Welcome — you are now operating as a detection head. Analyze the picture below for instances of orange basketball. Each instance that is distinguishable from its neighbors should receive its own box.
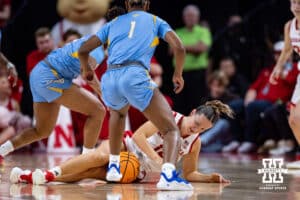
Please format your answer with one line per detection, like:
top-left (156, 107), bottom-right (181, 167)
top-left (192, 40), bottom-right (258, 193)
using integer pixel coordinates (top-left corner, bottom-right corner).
top-left (119, 151), bottom-right (140, 183)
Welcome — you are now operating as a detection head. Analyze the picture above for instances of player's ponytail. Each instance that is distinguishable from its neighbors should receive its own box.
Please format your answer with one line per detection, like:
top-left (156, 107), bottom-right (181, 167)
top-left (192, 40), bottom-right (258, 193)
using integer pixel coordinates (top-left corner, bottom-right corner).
top-left (196, 100), bottom-right (234, 124)
top-left (106, 6), bottom-right (126, 21)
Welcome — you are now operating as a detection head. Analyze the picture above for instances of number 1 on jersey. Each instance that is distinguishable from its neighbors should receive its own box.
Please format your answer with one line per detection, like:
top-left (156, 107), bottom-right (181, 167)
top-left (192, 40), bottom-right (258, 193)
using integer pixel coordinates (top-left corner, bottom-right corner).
top-left (128, 21), bottom-right (136, 38)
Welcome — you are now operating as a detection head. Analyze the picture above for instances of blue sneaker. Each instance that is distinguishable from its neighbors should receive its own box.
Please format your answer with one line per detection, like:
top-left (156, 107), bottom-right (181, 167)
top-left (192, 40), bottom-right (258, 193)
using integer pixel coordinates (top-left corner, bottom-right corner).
top-left (106, 163), bottom-right (122, 182)
top-left (156, 170), bottom-right (193, 191)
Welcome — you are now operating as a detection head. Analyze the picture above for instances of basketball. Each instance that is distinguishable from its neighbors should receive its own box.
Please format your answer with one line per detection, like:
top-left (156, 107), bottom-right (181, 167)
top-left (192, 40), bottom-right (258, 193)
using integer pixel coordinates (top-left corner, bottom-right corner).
top-left (119, 152), bottom-right (140, 183)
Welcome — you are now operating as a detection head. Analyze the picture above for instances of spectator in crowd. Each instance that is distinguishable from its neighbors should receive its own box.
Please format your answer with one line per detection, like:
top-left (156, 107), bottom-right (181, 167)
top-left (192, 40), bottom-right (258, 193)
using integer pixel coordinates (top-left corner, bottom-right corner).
top-left (0, 74), bottom-right (31, 145)
top-left (222, 41), bottom-right (298, 153)
top-left (257, 103), bottom-right (296, 155)
top-left (219, 57), bottom-right (249, 98)
top-left (128, 57), bottom-right (174, 132)
top-left (210, 15), bottom-right (251, 78)
top-left (172, 4), bottom-right (212, 115)
top-left (0, 0), bottom-right (11, 29)
top-left (200, 71), bottom-right (239, 152)
top-left (58, 29), bottom-right (82, 47)
top-left (26, 27), bottom-right (55, 75)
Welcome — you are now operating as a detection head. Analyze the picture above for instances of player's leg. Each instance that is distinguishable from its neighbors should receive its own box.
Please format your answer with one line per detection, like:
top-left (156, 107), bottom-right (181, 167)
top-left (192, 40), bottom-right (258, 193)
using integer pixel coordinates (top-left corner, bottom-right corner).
top-left (289, 102), bottom-right (300, 144)
top-left (142, 89), bottom-right (193, 190)
top-left (55, 84), bottom-right (105, 152)
top-left (0, 102), bottom-right (60, 157)
top-left (106, 105), bottom-right (130, 182)
top-left (54, 167), bottom-right (107, 183)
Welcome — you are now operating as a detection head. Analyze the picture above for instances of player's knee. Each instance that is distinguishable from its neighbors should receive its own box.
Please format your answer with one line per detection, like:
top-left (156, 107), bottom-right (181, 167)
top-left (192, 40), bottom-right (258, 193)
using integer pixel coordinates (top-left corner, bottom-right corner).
top-left (159, 122), bottom-right (179, 136)
top-left (89, 101), bottom-right (106, 117)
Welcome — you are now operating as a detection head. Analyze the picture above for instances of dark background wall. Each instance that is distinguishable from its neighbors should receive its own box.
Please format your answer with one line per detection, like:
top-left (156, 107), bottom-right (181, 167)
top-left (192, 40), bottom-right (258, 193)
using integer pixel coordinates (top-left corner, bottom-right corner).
top-left (0, 0), bottom-right (293, 113)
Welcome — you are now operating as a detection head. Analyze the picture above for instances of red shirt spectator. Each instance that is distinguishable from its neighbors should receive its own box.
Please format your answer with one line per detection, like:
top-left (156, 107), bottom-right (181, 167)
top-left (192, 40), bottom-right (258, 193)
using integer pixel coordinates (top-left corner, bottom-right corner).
top-left (26, 51), bottom-right (48, 75)
top-left (26, 27), bottom-right (55, 75)
top-left (249, 64), bottom-right (299, 103)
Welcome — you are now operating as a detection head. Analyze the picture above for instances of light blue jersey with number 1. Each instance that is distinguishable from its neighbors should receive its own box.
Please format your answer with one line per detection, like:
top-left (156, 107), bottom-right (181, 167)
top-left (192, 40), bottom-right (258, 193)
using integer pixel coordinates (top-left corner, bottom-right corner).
top-left (96, 10), bottom-right (172, 70)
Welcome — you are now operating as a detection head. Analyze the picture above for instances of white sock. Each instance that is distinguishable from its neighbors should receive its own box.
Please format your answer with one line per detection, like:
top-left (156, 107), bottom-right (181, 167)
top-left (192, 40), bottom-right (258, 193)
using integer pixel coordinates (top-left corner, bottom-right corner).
top-left (0, 140), bottom-right (14, 157)
top-left (109, 154), bottom-right (120, 167)
top-left (161, 163), bottom-right (176, 178)
top-left (49, 166), bottom-right (62, 177)
top-left (82, 146), bottom-right (94, 154)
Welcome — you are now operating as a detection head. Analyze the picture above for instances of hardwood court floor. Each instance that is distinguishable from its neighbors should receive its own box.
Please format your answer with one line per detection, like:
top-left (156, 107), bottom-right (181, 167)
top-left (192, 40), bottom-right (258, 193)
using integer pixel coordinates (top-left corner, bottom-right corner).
top-left (0, 152), bottom-right (300, 200)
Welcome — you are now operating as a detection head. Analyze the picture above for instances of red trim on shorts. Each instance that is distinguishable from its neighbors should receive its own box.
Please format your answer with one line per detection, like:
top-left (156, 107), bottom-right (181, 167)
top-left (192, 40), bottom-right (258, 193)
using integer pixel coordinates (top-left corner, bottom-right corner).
top-left (189, 134), bottom-right (200, 153)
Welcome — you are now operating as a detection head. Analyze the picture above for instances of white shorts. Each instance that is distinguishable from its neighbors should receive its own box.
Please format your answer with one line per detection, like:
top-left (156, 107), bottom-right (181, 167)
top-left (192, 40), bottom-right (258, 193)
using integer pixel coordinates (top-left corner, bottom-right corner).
top-left (291, 74), bottom-right (300, 105)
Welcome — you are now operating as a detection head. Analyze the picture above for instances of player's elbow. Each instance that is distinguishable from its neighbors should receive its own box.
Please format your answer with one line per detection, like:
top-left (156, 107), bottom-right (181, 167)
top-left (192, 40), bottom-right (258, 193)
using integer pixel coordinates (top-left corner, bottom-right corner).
top-left (78, 44), bottom-right (90, 56)
top-left (174, 44), bottom-right (185, 55)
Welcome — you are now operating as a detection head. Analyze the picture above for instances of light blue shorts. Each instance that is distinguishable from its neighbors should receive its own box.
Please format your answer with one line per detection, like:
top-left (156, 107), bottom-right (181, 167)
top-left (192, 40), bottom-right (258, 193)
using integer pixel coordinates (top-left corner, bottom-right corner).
top-left (30, 62), bottom-right (72, 103)
top-left (101, 66), bottom-right (157, 112)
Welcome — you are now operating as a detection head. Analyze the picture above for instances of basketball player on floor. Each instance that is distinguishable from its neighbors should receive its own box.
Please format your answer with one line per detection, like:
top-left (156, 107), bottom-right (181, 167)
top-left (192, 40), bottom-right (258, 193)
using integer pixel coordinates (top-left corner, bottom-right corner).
top-left (0, 36), bottom-right (106, 160)
top-left (11, 100), bottom-right (232, 185)
top-left (270, 0), bottom-right (300, 168)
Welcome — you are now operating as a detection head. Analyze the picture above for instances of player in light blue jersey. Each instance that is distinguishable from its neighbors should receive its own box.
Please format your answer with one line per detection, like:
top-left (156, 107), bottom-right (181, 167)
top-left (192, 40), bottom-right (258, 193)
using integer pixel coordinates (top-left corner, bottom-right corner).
top-left (79, 0), bottom-right (193, 190)
top-left (0, 35), bottom-right (106, 159)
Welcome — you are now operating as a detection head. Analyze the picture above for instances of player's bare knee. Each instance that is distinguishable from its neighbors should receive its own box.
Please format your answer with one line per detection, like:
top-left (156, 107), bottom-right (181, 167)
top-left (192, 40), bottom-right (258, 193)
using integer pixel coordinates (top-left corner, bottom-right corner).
top-left (89, 102), bottom-right (105, 118)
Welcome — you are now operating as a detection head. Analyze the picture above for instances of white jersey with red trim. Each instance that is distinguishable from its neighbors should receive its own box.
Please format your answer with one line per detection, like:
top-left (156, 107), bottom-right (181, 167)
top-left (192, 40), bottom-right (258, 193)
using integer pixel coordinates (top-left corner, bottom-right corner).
top-left (124, 112), bottom-right (200, 163)
top-left (290, 18), bottom-right (300, 55)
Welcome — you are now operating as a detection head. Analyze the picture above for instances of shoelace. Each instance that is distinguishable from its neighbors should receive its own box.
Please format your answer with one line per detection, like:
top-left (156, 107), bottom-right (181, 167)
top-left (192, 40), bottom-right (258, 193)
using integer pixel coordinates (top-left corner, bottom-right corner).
top-left (161, 170), bottom-right (190, 184)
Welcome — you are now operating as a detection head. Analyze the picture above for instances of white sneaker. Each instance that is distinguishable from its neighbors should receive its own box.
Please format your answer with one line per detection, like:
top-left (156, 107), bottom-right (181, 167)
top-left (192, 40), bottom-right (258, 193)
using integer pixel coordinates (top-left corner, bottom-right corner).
top-left (157, 191), bottom-right (194, 200)
top-left (32, 169), bottom-right (46, 185)
top-left (286, 161), bottom-right (300, 169)
top-left (106, 164), bottom-right (122, 182)
top-left (10, 167), bottom-right (22, 183)
top-left (156, 170), bottom-right (193, 191)
top-left (222, 141), bottom-right (240, 153)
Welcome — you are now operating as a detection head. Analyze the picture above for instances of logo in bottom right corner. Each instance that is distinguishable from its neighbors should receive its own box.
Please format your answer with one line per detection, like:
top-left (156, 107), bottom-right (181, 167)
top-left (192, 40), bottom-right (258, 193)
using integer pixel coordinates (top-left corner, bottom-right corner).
top-left (257, 158), bottom-right (288, 191)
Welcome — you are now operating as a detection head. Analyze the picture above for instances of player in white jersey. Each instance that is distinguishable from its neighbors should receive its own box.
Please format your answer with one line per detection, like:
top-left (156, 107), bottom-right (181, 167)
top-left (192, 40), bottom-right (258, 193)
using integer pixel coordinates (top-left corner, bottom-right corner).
top-left (270, 0), bottom-right (300, 168)
top-left (10, 100), bottom-right (232, 185)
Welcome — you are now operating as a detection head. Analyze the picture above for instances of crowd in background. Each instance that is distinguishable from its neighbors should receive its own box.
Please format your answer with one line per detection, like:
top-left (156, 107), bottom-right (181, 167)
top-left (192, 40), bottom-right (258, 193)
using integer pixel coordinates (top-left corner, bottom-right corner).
top-left (0, 1), bottom-right (298, 156)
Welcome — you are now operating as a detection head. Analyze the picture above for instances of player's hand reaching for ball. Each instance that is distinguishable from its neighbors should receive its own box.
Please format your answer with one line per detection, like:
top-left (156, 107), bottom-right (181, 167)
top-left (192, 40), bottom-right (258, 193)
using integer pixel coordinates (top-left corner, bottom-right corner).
top-left (172, 73), bottom-right (184, 94)
top-left (269, 65), bottom-right (283, 85)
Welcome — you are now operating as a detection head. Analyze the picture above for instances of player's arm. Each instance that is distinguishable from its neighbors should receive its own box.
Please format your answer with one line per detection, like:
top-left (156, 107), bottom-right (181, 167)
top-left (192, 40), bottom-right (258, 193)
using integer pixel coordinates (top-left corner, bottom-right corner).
top-left (182, 139), bottom-right (229, 183)
top-left (132, 121), bottom-right (162, 165)
top-left (165, 31), bottom-right (185, 94)
top-left (270, 21), bottom-right (293, 84)
top-left (0, 52), bottom-right (18, 86)
top-left (78, 36), bottom-right (102, 81)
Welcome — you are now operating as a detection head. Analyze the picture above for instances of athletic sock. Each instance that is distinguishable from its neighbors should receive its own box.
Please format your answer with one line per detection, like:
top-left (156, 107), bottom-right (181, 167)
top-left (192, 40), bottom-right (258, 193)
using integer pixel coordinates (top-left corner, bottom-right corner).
top-left (0, 140), bottom-right (14, 157)
top-left (161, 163), bottom-right (176, 179)
top-left (109, 154), bottom-right (120, 168)
top-left (82, 146), bottom-right (94, 154)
